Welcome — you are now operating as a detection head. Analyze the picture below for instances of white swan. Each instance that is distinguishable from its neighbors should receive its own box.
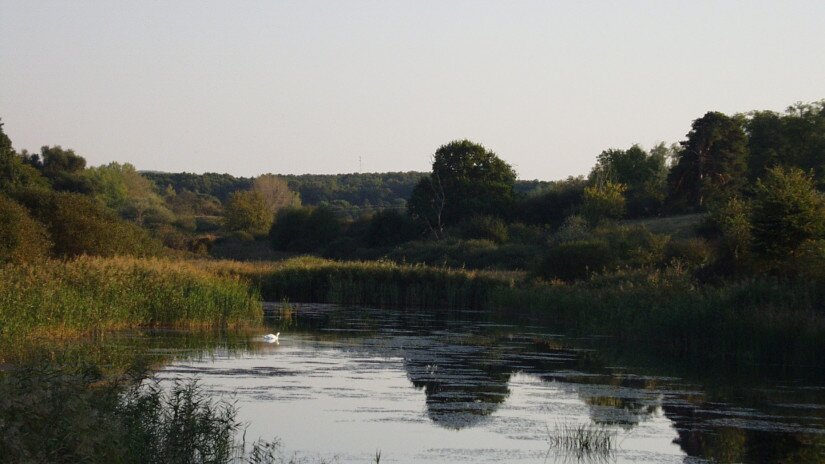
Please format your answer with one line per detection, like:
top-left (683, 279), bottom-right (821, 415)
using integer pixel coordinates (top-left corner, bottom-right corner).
top-left (262, 332), bottom-right (280, 343)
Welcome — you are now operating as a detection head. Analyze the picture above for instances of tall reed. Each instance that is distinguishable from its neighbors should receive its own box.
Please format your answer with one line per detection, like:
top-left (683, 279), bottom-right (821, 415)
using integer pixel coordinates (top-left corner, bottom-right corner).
top-left (0, 256), bottom-right (262, 342)
top-left (200, 257), bottom-right (825, 368)
top-left (198, 256), bottom-right (519, 309)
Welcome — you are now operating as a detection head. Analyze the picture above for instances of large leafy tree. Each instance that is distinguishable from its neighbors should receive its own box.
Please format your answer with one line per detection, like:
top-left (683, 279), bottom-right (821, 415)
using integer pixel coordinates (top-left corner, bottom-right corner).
top-left (589, 144), bottom-right (669, 217)
top-left (746, 101), bottom-right (825, 185)
top-left (408, 140), bottom-right (516, 237)
top-left (668, 112), bottom-right (749, 210)
top-left (251, 174), bottom-right (301, 214)
top-left (0, 119), bottom-right (49, 194)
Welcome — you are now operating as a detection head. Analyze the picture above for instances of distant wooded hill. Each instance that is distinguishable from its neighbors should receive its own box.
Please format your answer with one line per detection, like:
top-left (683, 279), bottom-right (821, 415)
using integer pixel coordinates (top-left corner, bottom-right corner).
top-left (143, 171), bottom-right (551, 216)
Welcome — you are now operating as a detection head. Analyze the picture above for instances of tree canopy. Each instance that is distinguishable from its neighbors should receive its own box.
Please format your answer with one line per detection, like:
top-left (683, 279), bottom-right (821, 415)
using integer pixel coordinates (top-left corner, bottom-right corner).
top-left (668, 112), bottom-right (749, 210)
top-left (408, 140), bottom-right (516, 236)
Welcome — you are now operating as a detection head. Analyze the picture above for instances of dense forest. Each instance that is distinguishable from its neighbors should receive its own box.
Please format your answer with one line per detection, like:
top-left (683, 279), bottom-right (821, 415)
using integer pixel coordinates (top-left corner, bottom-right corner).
top-left (143, 171), bottom-right (549, 220)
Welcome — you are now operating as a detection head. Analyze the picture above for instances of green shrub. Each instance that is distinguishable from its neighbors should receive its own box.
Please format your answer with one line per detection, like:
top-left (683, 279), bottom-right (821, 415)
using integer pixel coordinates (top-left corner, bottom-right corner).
top-left (752, 166), bottom-right (825, 259)
top-left (552, 215), bottom-right (590, 244)
top-left (506, 222), bottom-right (546, 245)
top-left (0, 195), bottom-right (51, 263)
top-left (458, 215), bottom-right (509, 244)
top-left (536, 225), bottom-right (668, 281)
top-left (581, 181), bottom-right (627, 224)
top-left (364, 209), bottom-right (418, 247)
top-left (223, 190), bottom-right (272, 236)
top-left (663, 238), bottom-right (713, 268)
top-left (269, 206), bottom-right (341, 252)
top-left (534, 239), bottom-right (614, 281)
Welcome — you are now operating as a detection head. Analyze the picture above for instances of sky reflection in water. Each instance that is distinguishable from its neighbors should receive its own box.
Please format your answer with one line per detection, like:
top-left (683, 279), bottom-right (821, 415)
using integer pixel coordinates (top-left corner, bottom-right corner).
top-left (156, 303), bottom-right (825, 463)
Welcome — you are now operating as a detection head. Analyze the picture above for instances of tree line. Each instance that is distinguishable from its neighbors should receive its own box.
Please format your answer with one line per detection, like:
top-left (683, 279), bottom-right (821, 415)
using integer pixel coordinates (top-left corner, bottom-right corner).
top-left (2, 99), bottom-right (824, 282)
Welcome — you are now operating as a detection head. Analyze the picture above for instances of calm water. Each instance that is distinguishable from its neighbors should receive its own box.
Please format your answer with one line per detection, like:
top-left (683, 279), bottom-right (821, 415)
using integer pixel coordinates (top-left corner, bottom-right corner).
top-left (148, 303), bottom-right (825, 463)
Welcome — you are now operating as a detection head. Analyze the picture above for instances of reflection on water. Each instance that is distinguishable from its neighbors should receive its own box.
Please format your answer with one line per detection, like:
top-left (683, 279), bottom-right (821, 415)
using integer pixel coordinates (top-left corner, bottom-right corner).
top-left (149, 303), bottom-right (825, 463)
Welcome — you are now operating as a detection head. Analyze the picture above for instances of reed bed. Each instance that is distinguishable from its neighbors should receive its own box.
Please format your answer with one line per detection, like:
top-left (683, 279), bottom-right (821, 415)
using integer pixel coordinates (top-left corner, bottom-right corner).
top-left (0, 256), bottom-right (262, 342)
top-left (200, 257), bottom-right (825, 368)
top-left (197, 256), bottom-right (519, 309)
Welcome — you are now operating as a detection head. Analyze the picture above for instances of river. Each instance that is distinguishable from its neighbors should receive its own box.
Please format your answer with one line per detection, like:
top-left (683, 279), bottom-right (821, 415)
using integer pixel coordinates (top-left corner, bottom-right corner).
top-left (142, 302), bottom-right (825, 463)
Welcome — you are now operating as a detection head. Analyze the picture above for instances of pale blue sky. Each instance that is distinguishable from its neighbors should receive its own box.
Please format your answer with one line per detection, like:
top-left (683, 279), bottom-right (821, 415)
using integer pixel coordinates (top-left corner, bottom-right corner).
top-left (2, 1), bottom-right (824, 179)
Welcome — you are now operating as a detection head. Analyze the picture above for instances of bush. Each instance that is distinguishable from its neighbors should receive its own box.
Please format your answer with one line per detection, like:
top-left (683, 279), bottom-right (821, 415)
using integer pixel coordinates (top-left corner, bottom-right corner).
top-left (663, 238), bottom-right (713, 268)
top-left (223, 191), bottom-right (272, 236)
top-left (752, 166), bottom-right (825, 259)
top-left (20, 191), bottom-right (164, 258)
top-left (581, 181), bottom-right (627, 224)
top-left (535, 239), bottom-right (614, 281)
top-left (269, 206), bottom-right (342, 252)
top-left (507, 222), bottom-right (547, 245)
top-left (0, 195), bottom-right (51, 263)
top-left (552, 215), bottom-right (590, 244)
top-left (458, 215), bottom-right (509, 244)
top-left (364, 209), bottom-right (418, 247)
top-left (535, 225), bottom-right (669, 281)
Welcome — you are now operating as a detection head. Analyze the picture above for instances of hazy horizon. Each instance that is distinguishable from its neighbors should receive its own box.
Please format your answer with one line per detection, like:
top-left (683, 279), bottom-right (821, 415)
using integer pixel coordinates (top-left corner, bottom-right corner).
top-left (2, 1), bottom-right (824, 181)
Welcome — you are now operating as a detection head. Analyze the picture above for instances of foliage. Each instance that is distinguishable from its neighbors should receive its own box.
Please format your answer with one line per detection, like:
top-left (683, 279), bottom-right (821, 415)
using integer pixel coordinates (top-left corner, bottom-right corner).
top-left (535, 239), bottom-right (615, 281)
top-left (363, 209), bottom-right (418, 247)
top-left (516, 177), bottom-right (586, 226)
top-left (87, 162), bottom-right (174, 226)
top-left (458, 215), bottom-right (509, 244)
top-left (34, 145), bottom-right (97, 193)
top-left (22, 191), bottom-right (165, 258)
top-left (535, 225), bottom-right (668, 281)
top-left (0, 195), bottom-right (51, 263)
top-left (751, 166), bottom-right (825, 260)
top-left (143, 172), bottom-right (252, 202)
top-left (746, 101), bottom-right (825, 184)
top-left (668, 112), bottom-right (749, 210)
top-left (0, 369), bottom-right (282, 464)
top-left (663, 238), bottom-right (713, 268)
top-left (552, 215), bottom-right (590, 244)
top-left (581, 181), bottom-right (627, 224)
top-left (0, 120), bottom-right (50, 195)
top-left (224, 190), bottom-right (272, 236)
top-left (251, 174), bottom-right (301, 214)
top-left (706, 196), bottom-right (753, 270)
top-left (269, 207), bottom-right (342, 252)
top-left (0, 256), bottom-right (262, 341)
top-left (408, 140), bottom-right (517, 233)
top-left (589, 144), bottom-right (670, 217)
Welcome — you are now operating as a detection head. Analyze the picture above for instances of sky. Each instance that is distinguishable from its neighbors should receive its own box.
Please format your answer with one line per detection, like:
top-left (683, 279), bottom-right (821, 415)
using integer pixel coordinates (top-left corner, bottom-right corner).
top-left (2, 1), bottom-right (824, 180)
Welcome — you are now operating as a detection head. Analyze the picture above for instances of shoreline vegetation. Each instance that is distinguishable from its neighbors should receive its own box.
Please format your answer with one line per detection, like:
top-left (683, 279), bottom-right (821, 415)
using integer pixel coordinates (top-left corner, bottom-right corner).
top-left (0, 256), bottom-right (262, 348)
top-left (209, 257), bottom-right (825, 370)
top-left (2, 254), bottom-right (823, 370)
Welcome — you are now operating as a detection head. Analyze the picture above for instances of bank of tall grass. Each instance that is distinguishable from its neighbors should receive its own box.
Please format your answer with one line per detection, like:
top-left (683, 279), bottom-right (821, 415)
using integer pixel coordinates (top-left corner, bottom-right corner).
top-left (0, 256), bottom-right (262, 343)
top-left (199, 256), bottom-right (520, 309)
top-left (202, 257), bottom-right (825, 368)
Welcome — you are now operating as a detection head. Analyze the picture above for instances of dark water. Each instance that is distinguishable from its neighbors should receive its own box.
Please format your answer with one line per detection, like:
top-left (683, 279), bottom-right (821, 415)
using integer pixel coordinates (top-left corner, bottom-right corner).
top-left (151, 303), bottom-right (825, 463)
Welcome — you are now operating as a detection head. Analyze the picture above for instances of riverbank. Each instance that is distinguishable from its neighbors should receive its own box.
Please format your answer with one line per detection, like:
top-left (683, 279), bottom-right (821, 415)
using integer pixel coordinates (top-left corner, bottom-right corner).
top-left (204, 257), bottom-right (825, 369)
top-left (0, 256), bottom-right (262, 346)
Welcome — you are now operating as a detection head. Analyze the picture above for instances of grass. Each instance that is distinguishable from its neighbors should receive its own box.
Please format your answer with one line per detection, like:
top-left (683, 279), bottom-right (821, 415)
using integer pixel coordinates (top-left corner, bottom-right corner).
top-left (0, 366), bottom-right (328, 464)
top-left (197, 256), bottom-right (521, 309)
top-left (0, 256), bottom-right (263, 344)
top-left (620, 213), bottom-right (707, 239)
top-left (193, 256), bottom-right (825, 369)
top-left (545, 422), bottom-right (616, 461)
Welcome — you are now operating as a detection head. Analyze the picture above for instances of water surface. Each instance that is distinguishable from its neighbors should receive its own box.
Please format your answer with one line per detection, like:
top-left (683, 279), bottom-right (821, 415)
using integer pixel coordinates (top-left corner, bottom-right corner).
top-left (151, 303), bottom-right (825, 463)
